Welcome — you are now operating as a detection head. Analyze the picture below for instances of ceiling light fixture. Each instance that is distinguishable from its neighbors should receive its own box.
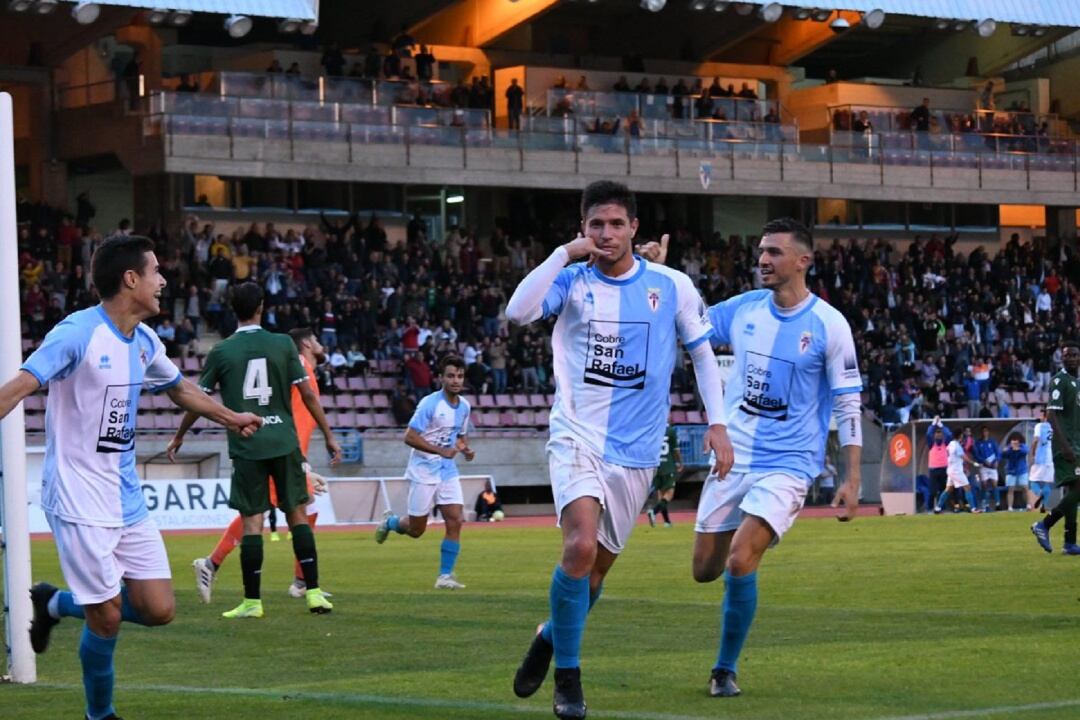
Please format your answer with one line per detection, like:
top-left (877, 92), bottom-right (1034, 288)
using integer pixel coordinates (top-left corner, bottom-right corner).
top-left (169, 9), bottom-right (192, 26)
top-left (863, 9), bottom-right (885, 29)
top-left (811, 8), bottom-right (831, 22)
top-left (975, 18), bottom-right (996, 37)
top-left (71, 0), bottom-right (99, 23)
top-left (759, 2), bottom-right (782, 23)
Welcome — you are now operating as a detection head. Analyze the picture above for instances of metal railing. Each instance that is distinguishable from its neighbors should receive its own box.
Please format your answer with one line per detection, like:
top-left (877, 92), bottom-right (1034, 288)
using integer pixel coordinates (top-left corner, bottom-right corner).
top-left (829, 103), bottom-right (1064, 137)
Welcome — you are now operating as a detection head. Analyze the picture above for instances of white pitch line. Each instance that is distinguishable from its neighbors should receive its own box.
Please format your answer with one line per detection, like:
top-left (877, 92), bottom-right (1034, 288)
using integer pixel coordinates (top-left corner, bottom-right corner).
top-left (872, 699), bottom-right (1080, 720)
top-left (33, 682), bottom-right (1080, 720)
top-left (35, 682), bottom-right (714, 720)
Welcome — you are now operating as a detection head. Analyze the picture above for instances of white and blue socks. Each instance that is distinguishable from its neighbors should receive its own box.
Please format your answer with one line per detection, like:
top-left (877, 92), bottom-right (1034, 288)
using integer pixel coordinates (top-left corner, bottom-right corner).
top-left (550, 566), bottom-right (590, 669)
top-left (715, 571), bottom-right (758, 673)
top-left (79, 625), bottom-right (117, 720)
top-left (440, 538), bottom-right (460, 576)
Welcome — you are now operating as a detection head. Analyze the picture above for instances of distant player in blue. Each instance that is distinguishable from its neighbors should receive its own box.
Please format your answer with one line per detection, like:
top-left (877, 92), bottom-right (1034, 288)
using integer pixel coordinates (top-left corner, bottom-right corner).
top-left (0, 236), bottom-right (260, 720)
top-left (642, 217), bottom-right (862, 698)
top-left (505, 181), bottom-right (732, 720)
top-left (1001, 435), bottom-right (1031, 511)
top-left (972, 426), bottom-right (1001, 512)
top-left (375, 355), bottom-right (474, 590)
top-left (1030, 410), bottom-right (1055, 512)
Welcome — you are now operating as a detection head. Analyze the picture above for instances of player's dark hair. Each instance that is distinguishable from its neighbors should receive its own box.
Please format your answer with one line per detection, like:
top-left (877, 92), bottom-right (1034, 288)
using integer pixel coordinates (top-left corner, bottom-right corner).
top-left (761, 217), bottom-right (812, 251)
top-left (581, 180), bottom-right (636, 220)
top-left (231, 281), bottom-right (264, 322)
top-left (288, 327), bottom-right (315, 350)
top-left (439, 354), bottom-right (466, 374)
top-left (90, 235), bottom-right (156, 300)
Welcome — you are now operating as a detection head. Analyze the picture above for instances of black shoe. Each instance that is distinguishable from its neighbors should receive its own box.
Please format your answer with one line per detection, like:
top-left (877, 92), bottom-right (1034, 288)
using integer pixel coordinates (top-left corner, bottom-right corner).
top-left (513, 629), bottom-right (553, 698)
top-left (552, 667), bottom-right (586, 720)
top-left (709, 668), bottom-right (741, 697)
top-left (30, 582), bottom-right (60, 654)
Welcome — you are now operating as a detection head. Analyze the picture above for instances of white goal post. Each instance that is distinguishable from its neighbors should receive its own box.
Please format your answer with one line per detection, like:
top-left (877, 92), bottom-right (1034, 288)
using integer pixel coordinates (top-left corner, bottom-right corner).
top-left (0, 91), bottom-right (36, 682)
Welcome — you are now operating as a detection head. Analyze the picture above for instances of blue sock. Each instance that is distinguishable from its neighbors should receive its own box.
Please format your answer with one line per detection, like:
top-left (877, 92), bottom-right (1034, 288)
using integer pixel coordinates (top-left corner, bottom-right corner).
top-left (541, 583), bottom-right (602, 644)
top-left (57, 590), bottom-right (85, 619)
top-left (935, 489), bottom-right (950, 510)
top-left (388, 515), bottom-right (404, 534)
top-left (79, 625), bottom-right (117, 720)
top-left (715, 571), bottom-right (758, 673)
top-left (549, 566), bottom-right (589, 669)
top-left (119, 586), bottom-right (147, 625)
top-left (439, 538), bottom-right (460, 576)
top-left (964, 489), bottom-right (976, 509)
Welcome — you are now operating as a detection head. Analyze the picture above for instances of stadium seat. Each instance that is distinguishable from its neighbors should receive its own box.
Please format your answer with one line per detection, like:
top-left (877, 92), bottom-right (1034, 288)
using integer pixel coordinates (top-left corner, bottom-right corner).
top-left (25, 414), bottom-right (45, 431)
top-left (939, 391), bottom-right (952, 404)
top-left (670, 410), bottom-right (688, 424)
top-left (182, 356), bottom-right (200, 374)
top-left (354, 394), bottom-right (373, 409)
top-left (152, 394), bottom-right (172, 410)
top-left (511, 394), bottom-right (529, 408)
top-left (347, 377), bottom-right (366, 391)
top-left (371, 394), bottom-right (390, 409)
top-left (536, 410), bottom-right (550, 426)
top-left (528, 394), bottom-right (546, 408)
top-left (338, 411), bottom-right (357, 427)
top-left (24, 395), bottom-right (44, 412)
top-left (373, 412), bottom-right (396, 427)
top-left (499, 411), bottom-right (516, 426)
top-left (337, 394), bottom-right (355, 409)
top-left (495, 394), bottom-right (513, 408)
top-left (956, 407), bottom-right (969, 418)
top-left (476, 394), bottom-right (494, 408)
top-left (334, 377), bottom-right (348, 392)
top-left (355, 412), bottom-right (375, 428)
top-left (515, 410), bottom-right (535, 426)
top-left (686, 410), bottom-right (705, 424)
top-left (320, 394), bottom-right (336, 409)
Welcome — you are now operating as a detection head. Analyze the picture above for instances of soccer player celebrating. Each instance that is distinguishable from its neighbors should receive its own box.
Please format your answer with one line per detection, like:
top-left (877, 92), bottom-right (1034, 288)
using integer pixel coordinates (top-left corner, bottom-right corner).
top-left (170, 282), bottom-right (342, 618)
top-left (506, 180), bottom-right (732, 720)
top-left (640, 217), bottom-right (862, 698)
top-left (1031, 344), bottom-right (1080, 554)
top-left (933, 427), bottom-right (980, 513)
top-left (374, 355), bottom-right (474, 589)
top-left (0, 236), bottom-right (261, 720)
top-left (184, 327), bottom-right (334, 603)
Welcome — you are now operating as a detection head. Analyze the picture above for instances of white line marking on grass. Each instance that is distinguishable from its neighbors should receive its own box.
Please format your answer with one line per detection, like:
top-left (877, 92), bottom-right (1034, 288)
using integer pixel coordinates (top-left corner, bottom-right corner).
top-left (36, 682), bottom-right (714, 720)
top-left (873, 699), bottom-right (1080, 720)
top-left (36, 682), bottom-right (1080, 720)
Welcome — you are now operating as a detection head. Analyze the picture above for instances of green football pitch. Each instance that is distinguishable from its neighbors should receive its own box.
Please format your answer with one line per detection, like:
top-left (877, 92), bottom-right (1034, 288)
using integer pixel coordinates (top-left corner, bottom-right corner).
top-left (3, 512), bottom-right (1078, 720)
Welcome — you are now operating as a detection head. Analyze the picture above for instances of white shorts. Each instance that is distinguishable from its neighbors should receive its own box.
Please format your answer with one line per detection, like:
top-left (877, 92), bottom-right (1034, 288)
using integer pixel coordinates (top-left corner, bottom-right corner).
top-left (47, 514), bottom-right (172, 606)
top-left (407, 477), bottom-right (464, 517)
top-left (978, 468), bottom-right (998, 483)
top-left (694, 471), bottom-right (808, 543)
top-left (548, 438), bottom-right (654, 555)
top-left (946, 471), bottom-right (970, 489)
top-left (1031, 464), bottom-right (1054, 485)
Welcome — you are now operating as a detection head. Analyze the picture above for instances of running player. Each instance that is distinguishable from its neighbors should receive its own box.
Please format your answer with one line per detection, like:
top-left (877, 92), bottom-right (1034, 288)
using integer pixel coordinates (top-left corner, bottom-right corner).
top-left (1031, 343), bottom-right (1080, 555)
top-left (375, 355), bottom-right (474, 589)
top-left (647, 424), bottom-right (682, 527)
top-left (639, 217), bottom-right (862, 698)
top-left (170, 282), bottom-right (342, 617)
top-left (506, 180), bottom-right (732, 720)
top-left (183, 327), bottom-right (334, 603)
top-left (2, 236), bottom-right (261, 720)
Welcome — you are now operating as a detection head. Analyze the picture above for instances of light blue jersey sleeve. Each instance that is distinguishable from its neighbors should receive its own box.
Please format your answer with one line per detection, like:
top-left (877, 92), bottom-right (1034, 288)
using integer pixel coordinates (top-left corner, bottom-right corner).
top-left (21, 316), bottom-right (93, 386)
top-left (408, 393), bottom-right (438, 433)
top-left (542, 266), bottom-right (581, 319)
top-left (708, 290), bottom-right (769, 346)
top-left (458, 398), bottom-right (472, 437)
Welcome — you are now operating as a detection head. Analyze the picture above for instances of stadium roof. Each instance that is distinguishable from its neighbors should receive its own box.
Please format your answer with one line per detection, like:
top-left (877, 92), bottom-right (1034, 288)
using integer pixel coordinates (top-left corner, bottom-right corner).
top-left (778, 1), bottom-right (1080, 27)
top-left (90, 0), bottom-right (317, 21)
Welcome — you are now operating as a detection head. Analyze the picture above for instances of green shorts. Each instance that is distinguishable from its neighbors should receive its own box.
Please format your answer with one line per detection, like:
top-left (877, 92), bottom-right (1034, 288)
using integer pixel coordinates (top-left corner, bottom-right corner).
top-left (652, 472), bottom-right (677, 492)
top-left (230, 448), bottom-right (309, 515)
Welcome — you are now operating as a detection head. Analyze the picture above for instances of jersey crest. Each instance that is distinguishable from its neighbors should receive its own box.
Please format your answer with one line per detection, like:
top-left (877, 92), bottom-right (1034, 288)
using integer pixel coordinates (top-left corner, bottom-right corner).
top-left (647, 288), bottom-right (660, 312)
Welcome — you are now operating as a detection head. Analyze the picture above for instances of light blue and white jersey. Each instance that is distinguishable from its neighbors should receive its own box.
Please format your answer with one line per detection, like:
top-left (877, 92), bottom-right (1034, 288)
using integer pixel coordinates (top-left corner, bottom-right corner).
top-left (946, 440), bottom-right (967, 475)
top-left (543, 257), bottom-right (712, 468)
top-left (1034, 421), bottom-right (1054, 466)
top-left (22, 306), bottom-right (182, 527)
top-left (709, 290), bottom-right (861, 484)
top-left (405, 390), bottom-right (471, 484)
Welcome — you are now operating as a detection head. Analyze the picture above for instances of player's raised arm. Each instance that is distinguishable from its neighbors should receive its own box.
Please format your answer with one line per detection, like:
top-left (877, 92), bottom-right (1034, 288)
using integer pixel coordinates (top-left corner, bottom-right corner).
top-left (634, 233), bottom-right (670, 265)
top-left (505, 233), bottom-right (606, 325)
top-left (167, 379), bottom-right (262, 434)
top-left (0, 370), bottom-right (42, 421)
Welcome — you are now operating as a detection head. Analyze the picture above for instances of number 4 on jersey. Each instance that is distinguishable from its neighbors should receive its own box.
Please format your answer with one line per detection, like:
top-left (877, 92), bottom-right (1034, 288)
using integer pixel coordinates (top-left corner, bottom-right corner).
top-left (243, 357), bottom-right (273, 406)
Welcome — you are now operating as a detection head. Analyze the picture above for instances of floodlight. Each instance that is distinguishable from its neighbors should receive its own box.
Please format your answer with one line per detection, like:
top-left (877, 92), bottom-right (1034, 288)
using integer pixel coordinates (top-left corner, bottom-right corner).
top-left (759, 2), bottom-right (782, 23)
top-left (224, 14), bottom-right (253, 38)
top-left (71, 1), bottom-right (99, 24)
top-left (864, 9), bottom-right (885, 29)
top-left (976, 19), bottom-right (996, 37)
